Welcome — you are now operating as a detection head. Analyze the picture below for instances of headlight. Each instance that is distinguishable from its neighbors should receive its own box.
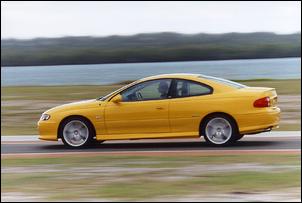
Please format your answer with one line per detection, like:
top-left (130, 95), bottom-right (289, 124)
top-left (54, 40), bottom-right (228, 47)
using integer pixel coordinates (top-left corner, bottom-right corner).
top-left (40, 114), bottom-right (51, 121)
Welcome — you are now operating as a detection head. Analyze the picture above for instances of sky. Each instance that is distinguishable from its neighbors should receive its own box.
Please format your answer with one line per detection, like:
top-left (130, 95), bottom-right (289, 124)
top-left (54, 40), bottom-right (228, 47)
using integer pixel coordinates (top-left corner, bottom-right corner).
top-left (1, 1), bottom-right (301, 39)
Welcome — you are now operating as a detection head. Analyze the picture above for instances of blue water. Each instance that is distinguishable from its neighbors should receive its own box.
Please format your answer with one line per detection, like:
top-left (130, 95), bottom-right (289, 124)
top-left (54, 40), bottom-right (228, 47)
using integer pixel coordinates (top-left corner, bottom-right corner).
top-left (1, 57), bottom-right (300, 86)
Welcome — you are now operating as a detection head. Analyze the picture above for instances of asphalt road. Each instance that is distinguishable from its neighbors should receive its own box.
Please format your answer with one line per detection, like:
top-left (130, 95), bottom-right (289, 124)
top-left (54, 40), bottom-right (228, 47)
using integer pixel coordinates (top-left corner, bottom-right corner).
top-left (1, 132), bottom-right (301, 155)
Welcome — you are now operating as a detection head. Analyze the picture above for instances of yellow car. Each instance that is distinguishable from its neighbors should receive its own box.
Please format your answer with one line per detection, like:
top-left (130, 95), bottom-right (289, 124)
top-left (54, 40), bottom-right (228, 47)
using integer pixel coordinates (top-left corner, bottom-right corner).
top-left (38, 74), bottom-right (280, 147)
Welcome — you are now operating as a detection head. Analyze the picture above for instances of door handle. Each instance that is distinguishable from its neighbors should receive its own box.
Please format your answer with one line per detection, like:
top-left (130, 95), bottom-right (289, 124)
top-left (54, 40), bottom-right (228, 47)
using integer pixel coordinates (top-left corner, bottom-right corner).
top-left (156, 107), bottom-right (164, 110)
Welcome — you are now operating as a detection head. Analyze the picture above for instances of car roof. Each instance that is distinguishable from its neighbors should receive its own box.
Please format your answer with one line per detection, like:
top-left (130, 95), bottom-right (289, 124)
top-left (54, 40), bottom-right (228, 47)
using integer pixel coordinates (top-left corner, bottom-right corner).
top-left (140, 73), bottom-right (203, 81)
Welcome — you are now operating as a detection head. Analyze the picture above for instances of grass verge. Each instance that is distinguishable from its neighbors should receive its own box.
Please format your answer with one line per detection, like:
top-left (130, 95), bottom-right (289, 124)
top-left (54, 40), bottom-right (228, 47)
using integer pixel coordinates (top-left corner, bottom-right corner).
top-left (1, 154), bottom-right (301, 201)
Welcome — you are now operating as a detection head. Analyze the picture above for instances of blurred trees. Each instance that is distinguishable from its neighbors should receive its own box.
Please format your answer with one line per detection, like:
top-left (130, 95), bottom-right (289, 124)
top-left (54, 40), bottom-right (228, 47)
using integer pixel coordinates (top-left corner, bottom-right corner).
top-left (1, 32), bottom-right (300, 66)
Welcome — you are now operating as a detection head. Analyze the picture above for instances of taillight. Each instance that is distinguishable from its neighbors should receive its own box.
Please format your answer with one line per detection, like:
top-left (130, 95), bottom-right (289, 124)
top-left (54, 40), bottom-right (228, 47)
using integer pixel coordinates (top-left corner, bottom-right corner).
top-left (254, 97), bottom-right (270, 108)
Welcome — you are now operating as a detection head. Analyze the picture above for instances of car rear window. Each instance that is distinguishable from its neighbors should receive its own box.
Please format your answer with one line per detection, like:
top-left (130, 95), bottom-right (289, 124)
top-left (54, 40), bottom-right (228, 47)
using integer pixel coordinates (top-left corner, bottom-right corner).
top-left (198, 75), bottom-right (246, 89)
top-left (174, 79), bottom-right (212, 97)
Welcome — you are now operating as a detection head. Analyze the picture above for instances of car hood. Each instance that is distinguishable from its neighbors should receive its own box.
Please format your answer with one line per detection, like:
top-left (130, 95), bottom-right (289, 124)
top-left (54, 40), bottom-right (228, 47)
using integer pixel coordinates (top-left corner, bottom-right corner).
top-left (44, 99), bottom-right (100, 114)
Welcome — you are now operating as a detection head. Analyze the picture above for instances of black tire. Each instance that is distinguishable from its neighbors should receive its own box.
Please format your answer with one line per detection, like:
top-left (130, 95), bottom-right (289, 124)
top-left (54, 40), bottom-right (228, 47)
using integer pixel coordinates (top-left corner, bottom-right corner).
top-left (235, 134), bottom-right (245, 141)
top-left (91, 140), bottom-right (104, 146)
top-left (59, 116), bottom-right (95, 148)
top-left (201, 114), bottom-right (239, 146)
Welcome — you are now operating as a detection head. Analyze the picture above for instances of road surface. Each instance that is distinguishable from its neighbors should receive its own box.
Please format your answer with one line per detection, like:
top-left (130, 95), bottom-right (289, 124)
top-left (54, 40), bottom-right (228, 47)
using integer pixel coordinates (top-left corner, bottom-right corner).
top-left (1, 131), bottom-right (300, 156)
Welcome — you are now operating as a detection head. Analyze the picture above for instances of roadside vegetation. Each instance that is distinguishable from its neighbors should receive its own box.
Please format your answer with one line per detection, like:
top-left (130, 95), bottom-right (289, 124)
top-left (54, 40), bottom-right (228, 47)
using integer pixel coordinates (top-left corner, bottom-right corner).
top-left (2, 32), bottom-right (300, 66)
top-left (1, 154), bottom-right (300, 201)
top-left (1, 79), bottom-right (300, 135)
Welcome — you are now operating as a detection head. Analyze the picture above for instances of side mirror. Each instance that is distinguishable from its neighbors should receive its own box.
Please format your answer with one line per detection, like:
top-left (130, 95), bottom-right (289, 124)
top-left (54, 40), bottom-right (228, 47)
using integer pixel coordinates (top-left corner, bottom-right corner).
top-left (111, 94), bottom-right (122, 103)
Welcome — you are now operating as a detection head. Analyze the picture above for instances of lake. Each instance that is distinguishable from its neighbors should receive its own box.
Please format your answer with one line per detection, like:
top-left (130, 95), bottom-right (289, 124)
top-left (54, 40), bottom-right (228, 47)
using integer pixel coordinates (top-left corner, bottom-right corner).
top-left (1, 57), bottom-right (300, 86)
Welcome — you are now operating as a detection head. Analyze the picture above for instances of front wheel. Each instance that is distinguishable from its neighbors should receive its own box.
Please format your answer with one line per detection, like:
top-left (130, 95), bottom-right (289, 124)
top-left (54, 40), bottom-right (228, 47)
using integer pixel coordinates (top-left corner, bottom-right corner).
top-left (59, 117), bottom-right (95, 148)
top-left (235, 134), bottom-right (245, 141)
top-left (201, 114), bottom-right (239, 146)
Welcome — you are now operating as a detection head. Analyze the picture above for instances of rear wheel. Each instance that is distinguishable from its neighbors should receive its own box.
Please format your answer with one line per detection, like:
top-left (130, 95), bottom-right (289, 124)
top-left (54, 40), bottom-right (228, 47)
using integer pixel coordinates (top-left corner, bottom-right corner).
top-left (59, 117), bottom-right (95, 148)
top-left (201, 114), bottom-right (239, 146)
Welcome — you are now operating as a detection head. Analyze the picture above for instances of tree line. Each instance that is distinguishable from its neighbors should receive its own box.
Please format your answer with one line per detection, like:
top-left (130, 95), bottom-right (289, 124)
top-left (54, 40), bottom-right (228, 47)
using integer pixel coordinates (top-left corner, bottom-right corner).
top-left (1, 32), bottom-right (300, 66)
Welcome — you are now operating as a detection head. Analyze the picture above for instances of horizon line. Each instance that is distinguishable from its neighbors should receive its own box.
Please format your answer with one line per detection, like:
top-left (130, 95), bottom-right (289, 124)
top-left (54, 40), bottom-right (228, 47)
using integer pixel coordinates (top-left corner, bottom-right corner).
top-left (2, 31), bottom-right (301, 41)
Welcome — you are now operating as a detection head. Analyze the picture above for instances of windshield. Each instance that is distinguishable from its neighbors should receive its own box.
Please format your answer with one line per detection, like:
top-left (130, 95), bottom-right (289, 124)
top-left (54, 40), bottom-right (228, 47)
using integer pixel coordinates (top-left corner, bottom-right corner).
top-left (99, 89), bottom-right (121, 101)
top-left (198, 75), bottom-right (247, 89)
top-left (98, 81), bottom-right (140, 101)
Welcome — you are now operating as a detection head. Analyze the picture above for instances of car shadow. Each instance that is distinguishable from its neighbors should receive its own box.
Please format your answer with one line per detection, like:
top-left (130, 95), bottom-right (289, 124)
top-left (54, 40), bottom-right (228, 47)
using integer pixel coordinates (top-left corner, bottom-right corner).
top-left (40, 140), bottom-right (279, 151)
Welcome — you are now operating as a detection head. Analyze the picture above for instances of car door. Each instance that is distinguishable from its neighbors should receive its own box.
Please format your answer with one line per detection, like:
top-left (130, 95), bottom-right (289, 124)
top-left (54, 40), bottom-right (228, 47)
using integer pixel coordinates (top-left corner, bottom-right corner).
top-left (169, 79), bottom-right (213, 134)
top-left (104, 79), bottom-right (172, 136)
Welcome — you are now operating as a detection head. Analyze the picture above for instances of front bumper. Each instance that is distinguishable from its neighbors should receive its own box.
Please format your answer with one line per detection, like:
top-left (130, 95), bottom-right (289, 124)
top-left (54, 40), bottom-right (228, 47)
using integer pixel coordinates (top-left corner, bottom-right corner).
top-left (37, 120), bottom-right (59, 141)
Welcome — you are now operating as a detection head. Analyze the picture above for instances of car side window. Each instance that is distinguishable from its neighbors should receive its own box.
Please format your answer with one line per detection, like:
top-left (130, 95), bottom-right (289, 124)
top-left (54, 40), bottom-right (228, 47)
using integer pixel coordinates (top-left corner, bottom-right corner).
top-left (121, 79), bottom-right (172, 102)
top-left (174, 79), bottom-right (212, 98)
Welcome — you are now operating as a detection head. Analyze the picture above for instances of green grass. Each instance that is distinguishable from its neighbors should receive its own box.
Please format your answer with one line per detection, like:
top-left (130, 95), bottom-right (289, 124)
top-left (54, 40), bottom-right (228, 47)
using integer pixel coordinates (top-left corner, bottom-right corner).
top-left (277, 124), bottom-right (301, 131)
top-left (1, 79), bottom-right (300, 100)
top-left (1, 84), bottom-right (123, 101)
top-left (1, 79), bottom-right (301, 135)
top-left (237, 79), bottom-right (301, 95)
top-left (97, 171), bottom-right (300, 200)
top-left (2, 154), bottom-right (301, 201)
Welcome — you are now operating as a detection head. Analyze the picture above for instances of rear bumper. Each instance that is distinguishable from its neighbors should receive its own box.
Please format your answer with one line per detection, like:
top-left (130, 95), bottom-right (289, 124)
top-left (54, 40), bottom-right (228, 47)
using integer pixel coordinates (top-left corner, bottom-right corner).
top-left (37, 120), bottom-right (58, 141)
top-left (237, 107), bottom-right (281, 134)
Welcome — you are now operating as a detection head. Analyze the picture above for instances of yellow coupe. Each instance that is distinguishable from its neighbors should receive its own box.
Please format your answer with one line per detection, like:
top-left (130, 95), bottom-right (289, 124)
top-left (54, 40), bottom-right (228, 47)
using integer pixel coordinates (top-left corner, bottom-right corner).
top-left (38, 74), bottom-right (280, 147)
